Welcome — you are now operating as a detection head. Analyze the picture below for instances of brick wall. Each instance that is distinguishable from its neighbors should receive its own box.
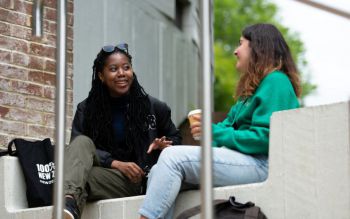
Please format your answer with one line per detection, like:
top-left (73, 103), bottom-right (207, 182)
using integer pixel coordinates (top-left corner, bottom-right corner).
top-left (0, 0), bottom-right (74, 149)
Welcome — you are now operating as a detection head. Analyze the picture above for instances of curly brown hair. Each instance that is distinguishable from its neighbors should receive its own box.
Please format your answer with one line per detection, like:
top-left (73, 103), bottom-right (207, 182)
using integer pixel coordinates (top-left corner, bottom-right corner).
top-left (235, 23), bottom-right (301, 99)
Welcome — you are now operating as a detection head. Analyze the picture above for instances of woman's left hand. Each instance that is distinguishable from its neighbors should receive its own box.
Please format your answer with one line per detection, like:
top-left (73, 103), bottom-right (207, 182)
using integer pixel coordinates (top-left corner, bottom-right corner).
top-left (147, 136), bottom-right (173, 154)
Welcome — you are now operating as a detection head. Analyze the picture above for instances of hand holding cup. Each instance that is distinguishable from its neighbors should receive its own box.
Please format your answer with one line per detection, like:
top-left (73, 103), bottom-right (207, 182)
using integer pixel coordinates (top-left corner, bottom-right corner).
top-left (188, 109), bottom-right (202, 141)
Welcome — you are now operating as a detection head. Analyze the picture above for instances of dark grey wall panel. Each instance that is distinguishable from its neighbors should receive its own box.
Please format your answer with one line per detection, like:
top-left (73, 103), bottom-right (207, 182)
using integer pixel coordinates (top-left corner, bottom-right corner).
top-left (74, 0), bottom-right (200, 125)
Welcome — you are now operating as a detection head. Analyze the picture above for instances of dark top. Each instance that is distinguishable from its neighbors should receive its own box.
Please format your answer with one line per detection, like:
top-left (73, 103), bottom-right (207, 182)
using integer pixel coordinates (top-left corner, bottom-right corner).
top-left (109, 95), bottom-right (131, 161)
top-left (70, 95), bottom-right (182, 169)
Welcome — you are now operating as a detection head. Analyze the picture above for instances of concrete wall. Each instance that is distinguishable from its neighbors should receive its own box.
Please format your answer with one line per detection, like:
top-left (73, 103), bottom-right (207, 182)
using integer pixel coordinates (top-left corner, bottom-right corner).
top-left (74, 0), bottom-right (201, 125)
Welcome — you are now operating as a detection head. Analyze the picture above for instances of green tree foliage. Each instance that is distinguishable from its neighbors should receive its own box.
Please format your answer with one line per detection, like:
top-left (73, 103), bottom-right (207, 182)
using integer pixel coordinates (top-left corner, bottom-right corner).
top-left (213, 0), bottom-right (316, 111)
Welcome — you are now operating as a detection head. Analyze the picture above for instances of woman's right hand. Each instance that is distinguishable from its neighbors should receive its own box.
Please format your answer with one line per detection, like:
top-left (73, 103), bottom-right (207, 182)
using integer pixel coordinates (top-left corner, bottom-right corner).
top-left (111, 160), bottom-right (144, 184)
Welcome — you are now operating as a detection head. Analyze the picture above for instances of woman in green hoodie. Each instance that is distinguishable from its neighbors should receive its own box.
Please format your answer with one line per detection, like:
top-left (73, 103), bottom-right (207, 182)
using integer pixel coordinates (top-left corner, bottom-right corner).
top-left (139, 23), bottom-right (301, 219)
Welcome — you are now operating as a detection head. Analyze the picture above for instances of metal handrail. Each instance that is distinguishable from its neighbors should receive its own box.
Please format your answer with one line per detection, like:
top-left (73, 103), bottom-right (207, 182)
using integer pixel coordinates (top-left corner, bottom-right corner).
top-left (294, 0), bottom-right (350, 20)
top-left (200, 0), bottom-right (214, 218)
top-left (52, 0), bottom-right (67, 218)
top-left (32, 0), bottom-right (67, 218)
top-left (32, 0), bottom-right (43, 37)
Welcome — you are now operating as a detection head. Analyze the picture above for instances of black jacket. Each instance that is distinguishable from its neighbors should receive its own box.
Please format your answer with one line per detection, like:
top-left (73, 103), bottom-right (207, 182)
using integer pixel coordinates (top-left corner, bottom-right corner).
top-left (70, 95), bottom-right (182, 169)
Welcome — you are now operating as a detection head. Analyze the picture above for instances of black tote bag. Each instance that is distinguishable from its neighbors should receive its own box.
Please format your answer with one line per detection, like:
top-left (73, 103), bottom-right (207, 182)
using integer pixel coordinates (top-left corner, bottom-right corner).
top-left (8, 138), bottom-right (55, 207)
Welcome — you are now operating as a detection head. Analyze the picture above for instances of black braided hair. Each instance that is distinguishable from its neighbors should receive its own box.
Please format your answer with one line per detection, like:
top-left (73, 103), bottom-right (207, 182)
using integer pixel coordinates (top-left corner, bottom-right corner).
top-left (83, 47), bottom-right (151, 158)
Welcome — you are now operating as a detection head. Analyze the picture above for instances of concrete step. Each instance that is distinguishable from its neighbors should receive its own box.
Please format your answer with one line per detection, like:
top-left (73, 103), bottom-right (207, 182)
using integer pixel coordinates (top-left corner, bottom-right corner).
top-left (1, 101), bottom-right (349, 219)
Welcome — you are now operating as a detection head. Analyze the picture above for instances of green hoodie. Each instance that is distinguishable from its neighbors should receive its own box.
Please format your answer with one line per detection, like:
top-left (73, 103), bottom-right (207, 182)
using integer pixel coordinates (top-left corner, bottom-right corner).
top-left (212, 71), bottom-right (299, 155)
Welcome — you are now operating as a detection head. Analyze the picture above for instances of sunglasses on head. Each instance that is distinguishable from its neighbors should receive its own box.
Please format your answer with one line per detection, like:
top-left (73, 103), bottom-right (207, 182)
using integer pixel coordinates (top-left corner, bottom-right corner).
top-left (102, 43), bottom-right (129, 54)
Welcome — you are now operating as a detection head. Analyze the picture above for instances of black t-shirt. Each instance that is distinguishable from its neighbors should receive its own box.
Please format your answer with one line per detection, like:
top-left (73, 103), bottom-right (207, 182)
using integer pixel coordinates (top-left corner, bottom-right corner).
top-left (110, 96), bottom-right (136, 162)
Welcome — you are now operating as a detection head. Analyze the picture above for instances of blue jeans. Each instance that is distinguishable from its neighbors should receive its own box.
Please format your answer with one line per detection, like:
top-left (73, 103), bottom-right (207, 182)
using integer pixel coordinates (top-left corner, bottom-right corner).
top-left (139, 146), bottom-right (268, 219)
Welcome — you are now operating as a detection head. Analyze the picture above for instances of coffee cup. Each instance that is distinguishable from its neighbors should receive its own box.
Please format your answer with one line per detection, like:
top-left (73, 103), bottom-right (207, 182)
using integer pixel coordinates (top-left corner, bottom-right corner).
top-left (187, 109), bottom-right (202, 141)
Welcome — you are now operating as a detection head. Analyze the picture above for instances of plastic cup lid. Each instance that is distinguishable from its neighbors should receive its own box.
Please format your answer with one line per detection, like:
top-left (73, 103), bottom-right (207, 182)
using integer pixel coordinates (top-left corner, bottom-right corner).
top-left (188, 109), bottom-right (202, 117)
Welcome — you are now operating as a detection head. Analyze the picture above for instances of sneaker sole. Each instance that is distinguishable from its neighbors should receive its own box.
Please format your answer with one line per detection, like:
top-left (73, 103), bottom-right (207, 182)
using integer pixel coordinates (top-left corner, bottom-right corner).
top-left (64, 209), bottom-right (75, 219)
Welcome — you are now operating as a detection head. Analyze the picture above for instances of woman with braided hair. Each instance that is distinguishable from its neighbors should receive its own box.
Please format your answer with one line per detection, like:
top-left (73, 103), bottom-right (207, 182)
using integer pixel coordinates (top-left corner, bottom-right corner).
top-left (63, 43), bottom-right (181, 219)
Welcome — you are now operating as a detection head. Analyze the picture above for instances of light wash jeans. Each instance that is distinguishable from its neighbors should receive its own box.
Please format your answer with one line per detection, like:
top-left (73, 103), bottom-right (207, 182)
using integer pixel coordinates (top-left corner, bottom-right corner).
top-left (139, 145), bottom-right (268, 219)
